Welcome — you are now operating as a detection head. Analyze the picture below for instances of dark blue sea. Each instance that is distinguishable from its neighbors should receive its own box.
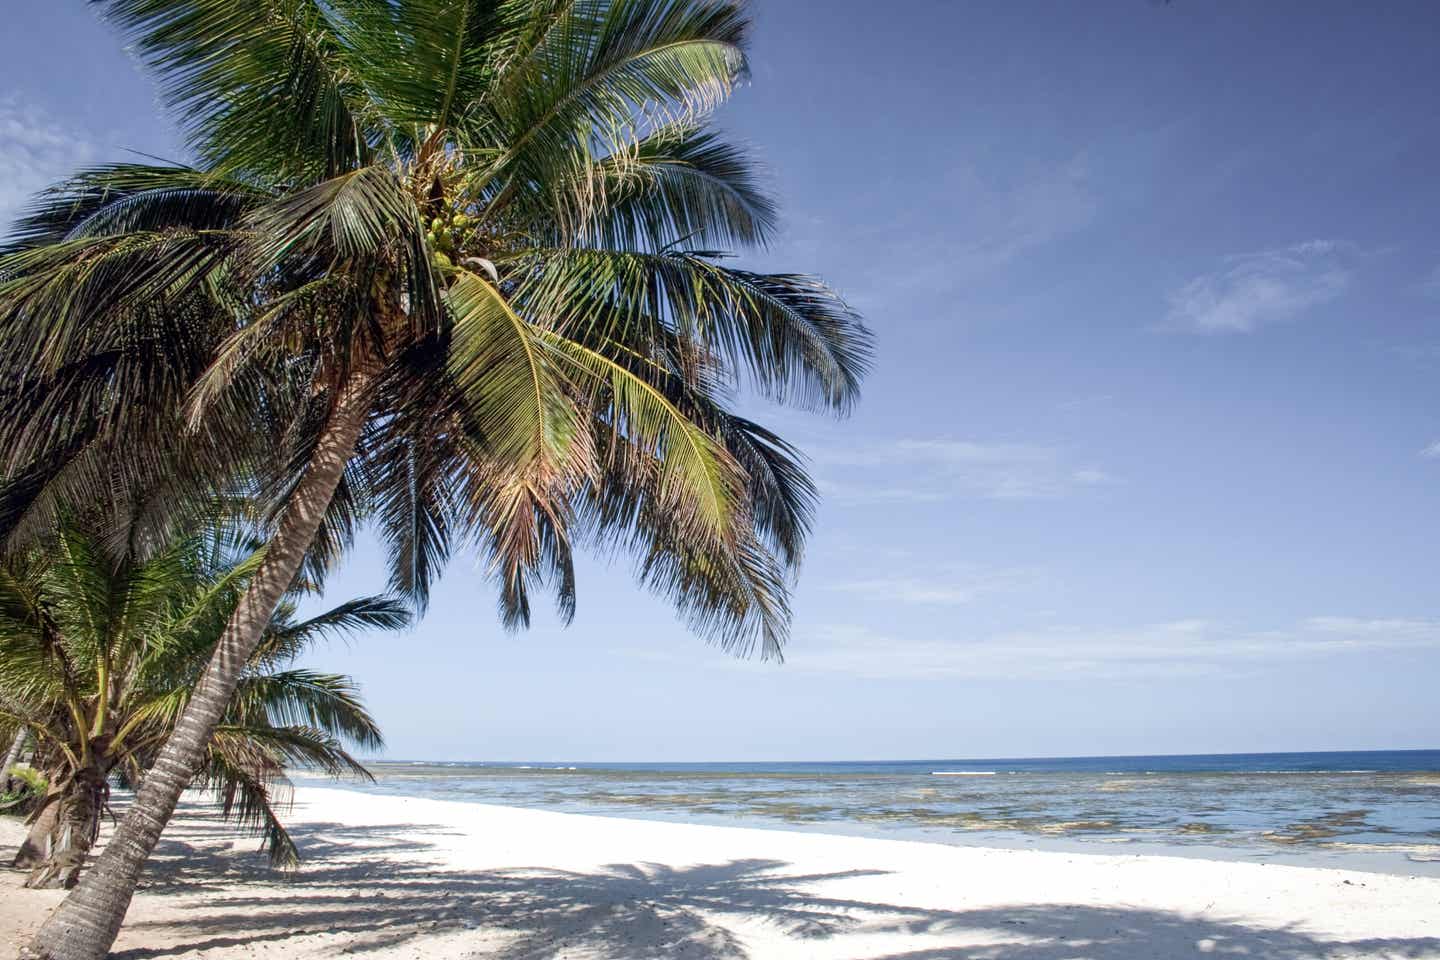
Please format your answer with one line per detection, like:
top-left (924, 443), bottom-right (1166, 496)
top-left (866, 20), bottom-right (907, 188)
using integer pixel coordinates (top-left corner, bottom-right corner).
top-left (301, 750), bottom-right (1440, 875)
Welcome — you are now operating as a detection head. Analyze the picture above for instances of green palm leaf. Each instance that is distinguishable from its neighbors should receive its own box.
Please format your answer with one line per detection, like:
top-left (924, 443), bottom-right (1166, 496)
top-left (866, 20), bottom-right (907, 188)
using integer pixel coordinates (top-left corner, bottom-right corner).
top-left (98, 0), bottom-right (372, 180)
top-left (445, 268), bottom-right (589, 476)
top-left (540, 330), bottom-right (743, 543)
top-left (511, 248), bottom-right (871, 412)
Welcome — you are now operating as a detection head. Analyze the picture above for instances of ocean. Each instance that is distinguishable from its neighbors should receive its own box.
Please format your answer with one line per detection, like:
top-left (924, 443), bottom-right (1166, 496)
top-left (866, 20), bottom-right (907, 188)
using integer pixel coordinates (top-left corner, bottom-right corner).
top-left (299, 750), bottom-right (1440, 875)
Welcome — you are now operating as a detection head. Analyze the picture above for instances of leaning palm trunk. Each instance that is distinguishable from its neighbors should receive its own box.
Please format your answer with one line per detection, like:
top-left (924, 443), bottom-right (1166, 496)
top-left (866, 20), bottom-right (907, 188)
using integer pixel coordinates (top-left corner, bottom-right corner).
top-left (23, 368), bottom-right (376, 960)
top-left (1, 728), bottom-right (24, 792)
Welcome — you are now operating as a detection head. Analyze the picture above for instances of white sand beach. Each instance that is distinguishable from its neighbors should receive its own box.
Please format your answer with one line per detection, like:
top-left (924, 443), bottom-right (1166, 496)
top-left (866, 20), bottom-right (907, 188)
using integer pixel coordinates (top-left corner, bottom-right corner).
top-left (5, 785), bottom-right (1440, 959)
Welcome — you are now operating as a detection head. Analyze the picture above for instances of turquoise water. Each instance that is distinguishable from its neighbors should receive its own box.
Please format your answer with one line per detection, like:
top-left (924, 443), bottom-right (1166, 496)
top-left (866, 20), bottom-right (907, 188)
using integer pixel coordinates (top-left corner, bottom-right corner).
top-left (302, 751), bottom-right (1440, 875)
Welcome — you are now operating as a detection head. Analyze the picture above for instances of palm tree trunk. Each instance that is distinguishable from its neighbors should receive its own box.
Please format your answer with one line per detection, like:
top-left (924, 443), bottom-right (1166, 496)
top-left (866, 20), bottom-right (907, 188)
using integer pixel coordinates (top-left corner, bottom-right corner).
top-left (1, 728), bottom-right (24, 792)
top-left (13, 788), bottom-right (61, 869)
top-left (25, 767), bottom-right (105, 890)
top-left (22, 365), bottom-right (379, 960)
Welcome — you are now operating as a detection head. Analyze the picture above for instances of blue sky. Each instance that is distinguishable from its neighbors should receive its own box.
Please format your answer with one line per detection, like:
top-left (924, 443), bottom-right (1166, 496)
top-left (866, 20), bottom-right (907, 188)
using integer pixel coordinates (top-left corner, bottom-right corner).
top-left (4, 1), bottom-right (1440, 761)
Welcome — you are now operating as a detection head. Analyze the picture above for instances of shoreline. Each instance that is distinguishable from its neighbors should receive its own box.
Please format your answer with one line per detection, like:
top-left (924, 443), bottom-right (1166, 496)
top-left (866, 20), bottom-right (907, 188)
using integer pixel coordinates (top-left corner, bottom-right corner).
top-left (302, 773), bottom-right (1440, 880)
top-left (7, 784), bottom-right (1440, 958)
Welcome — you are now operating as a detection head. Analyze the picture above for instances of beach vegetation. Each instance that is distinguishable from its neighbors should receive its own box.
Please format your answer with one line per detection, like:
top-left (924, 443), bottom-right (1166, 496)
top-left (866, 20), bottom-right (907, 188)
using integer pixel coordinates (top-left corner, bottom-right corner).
top-left (0, 517), bottom-right (403, 889)
top-left (1, 763), bottom-right (47, 816)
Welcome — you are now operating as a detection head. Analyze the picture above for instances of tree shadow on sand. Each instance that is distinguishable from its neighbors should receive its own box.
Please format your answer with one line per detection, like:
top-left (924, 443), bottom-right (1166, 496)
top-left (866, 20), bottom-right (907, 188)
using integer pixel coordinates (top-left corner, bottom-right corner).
top-left (101, 808), bottom-right (1440, 960)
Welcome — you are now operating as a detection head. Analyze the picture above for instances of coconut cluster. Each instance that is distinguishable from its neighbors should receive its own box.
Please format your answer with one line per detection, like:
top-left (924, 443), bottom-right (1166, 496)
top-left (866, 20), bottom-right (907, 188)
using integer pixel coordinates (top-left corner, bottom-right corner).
top-left (426, 212), bottom-right (475, 275)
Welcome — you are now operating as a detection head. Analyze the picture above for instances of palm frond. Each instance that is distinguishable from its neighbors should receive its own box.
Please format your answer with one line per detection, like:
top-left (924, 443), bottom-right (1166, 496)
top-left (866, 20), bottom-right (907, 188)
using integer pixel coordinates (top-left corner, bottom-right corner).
top-left (711, 414), bottom-right (816, 567)
top-left (365, 400), bottom-right (460, 611)
top-left (477, 0), bottom-right (750, 201)
top-left (214, 723), bottom-right (374, 780)
top-left (0, 230), bottom-right (242, 379)
top-left (257, 596), bottom-right (411, 666)
top-left (97, 0), bottom-right (372, 180)
top-left (541, 330), bottom-right (744, 545)
top-left (1, 163), bottom-right (266, 254)
top-left (446, 269), bottom-right (587, 474)
top-left (337, 0), bottom-right (506, 131)
top-left (200, 742), bottom-right (300, 868)
top-left (230, 670), bottom-right (384, 752)
top-left (578, 432), bottom-right (790, 659)
top-left (541, 121), bottom-right (776, 250)
top-left (511, 248), bottom-right (872, 412)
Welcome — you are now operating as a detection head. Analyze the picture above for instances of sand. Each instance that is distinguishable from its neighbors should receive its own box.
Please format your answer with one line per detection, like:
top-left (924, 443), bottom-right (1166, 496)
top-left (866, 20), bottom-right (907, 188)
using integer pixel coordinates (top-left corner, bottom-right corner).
top-left (4, 785), bottom-right (1440, 959)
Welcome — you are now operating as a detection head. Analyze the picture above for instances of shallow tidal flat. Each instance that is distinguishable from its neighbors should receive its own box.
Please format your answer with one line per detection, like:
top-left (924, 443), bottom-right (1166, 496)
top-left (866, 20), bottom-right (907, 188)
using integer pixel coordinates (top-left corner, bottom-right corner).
top-left (324, 755), bottom-right (1440, 875)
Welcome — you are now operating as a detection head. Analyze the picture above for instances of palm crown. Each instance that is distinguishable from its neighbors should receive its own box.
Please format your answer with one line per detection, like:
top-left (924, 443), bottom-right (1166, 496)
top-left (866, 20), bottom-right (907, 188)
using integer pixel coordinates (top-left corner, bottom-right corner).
top-left (0, 0), bottom-right (871, 656)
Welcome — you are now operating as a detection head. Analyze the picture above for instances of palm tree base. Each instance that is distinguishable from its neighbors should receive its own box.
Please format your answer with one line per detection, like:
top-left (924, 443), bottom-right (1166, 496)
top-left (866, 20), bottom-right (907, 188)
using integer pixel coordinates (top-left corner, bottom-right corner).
top-left (25, 852), bottom-right (85, 890)
top-left (13, 796), bottom-right (60, 869)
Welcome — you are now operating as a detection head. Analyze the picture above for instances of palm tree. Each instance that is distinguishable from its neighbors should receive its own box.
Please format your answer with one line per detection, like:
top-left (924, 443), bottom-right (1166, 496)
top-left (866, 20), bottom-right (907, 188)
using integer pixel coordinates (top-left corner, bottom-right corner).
top-left (0, 2), bottom-right (870, 956)
top-left (0, 519), bottom-right (405, 889)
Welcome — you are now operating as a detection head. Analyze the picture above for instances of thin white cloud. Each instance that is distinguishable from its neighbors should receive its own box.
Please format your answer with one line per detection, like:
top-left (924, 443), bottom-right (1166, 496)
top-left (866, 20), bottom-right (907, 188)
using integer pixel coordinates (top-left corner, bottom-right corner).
top-left (814, 479), bottom-right (949, 506)
top-left (1056, 394), bottom-right (1114, 411)
top-left (1421, 441), bottom-right (1440, 460)
top-left (786, 616), bottom-right (1440, 680)
top-left (1164, 240), bottom-right (1351, 334)
top-left (0, 96), bottom-right (96, 228)
top-left (840, 154), bottom-right (1098, 307)
top-left (813, 439), bottom-right (1114, 503)
top-left (1070, 468), bottom-right (1113, 486)
top-left (951, 153), bottom-right (1098, 276)
top-left (827, 567), bottom-right (1039, 607)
